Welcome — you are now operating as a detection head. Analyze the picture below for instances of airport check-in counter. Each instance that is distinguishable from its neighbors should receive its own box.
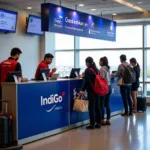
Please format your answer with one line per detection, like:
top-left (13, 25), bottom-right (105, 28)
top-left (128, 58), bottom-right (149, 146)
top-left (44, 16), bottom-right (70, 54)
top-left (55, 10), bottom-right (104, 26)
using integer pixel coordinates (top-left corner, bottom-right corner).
top-left (2, 78), bottom-right (123, 145)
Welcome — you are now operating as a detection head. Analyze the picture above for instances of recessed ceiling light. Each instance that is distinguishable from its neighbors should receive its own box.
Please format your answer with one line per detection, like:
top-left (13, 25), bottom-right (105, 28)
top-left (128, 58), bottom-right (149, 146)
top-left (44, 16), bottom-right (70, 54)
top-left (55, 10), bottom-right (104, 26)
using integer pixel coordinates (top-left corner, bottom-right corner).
top-left (114, 0), bottom-right (147, 13)
top-left (112, 13), bottom-right (117, 15)
top-left (27, 6), bottom-right (32, 10)
top-left (79, 4), bottom-right (84, 7)
top-left (91, 9), bottom-right (96, 11)
top-left (137, 1), bottom-right (142, 4)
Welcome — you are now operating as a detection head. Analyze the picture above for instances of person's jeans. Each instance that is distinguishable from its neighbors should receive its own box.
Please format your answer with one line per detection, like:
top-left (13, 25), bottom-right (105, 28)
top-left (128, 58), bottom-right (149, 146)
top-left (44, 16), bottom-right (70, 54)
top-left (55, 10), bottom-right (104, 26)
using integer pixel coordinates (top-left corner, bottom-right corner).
top-left (120, 85), bottom-right (133, 113)
top-left (100, 86), bottom-right (112, 120)
top-left (88, 92), bottom-right (101, 126)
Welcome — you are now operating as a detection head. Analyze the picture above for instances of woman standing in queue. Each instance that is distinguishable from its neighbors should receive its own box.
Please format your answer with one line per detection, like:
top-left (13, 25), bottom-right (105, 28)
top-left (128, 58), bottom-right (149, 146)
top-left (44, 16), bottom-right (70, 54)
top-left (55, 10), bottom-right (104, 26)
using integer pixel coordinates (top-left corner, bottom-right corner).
top-left (99, 57), bottom-right (112, 125)
top-left (130, 58), bottom-right (140, 113)
top-left (80, 57), bottom-right (101, 129)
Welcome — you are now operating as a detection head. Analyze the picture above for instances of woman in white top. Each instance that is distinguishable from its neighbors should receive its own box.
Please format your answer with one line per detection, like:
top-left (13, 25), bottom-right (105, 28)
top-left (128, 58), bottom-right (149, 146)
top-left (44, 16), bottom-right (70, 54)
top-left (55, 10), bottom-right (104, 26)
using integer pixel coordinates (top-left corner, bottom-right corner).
top-left (99, 57), bottom-right (112, 125)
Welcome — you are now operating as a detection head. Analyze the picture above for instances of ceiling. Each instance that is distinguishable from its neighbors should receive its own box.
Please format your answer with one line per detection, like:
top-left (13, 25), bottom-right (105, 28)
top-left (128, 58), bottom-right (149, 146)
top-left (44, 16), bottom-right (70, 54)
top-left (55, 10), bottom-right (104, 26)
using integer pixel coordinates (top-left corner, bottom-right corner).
top-left (0, 0), bottom-right (150, 16)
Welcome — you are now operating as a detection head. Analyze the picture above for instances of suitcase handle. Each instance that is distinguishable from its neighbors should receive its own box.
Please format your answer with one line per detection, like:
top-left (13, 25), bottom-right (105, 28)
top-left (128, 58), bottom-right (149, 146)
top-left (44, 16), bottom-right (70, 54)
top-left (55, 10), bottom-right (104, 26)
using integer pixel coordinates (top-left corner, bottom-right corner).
top-left (138, 86), bottom-right (143, 97)
top-left (0, 100), bottom-right (10, 114)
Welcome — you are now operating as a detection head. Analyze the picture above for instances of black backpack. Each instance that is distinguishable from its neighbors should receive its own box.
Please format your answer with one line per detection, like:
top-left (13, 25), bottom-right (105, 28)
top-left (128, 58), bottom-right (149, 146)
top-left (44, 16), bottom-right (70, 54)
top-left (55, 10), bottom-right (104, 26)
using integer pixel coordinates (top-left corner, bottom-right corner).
top-left (122, 65), bottom-right (136, 84)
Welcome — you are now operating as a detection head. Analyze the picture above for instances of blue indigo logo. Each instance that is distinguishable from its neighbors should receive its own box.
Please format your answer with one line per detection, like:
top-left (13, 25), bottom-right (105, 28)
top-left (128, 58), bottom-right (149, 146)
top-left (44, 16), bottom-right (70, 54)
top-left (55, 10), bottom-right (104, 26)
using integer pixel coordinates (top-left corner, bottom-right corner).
top-left (54, 15), bottom-right (63, 28)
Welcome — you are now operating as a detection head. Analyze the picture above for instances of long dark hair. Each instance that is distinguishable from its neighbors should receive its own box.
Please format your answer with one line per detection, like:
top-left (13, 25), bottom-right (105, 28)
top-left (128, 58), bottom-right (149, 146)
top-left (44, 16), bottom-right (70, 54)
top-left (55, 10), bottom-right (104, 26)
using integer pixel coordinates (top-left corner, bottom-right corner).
top-left (100, 56), bottom-right (110, 69)
top-left (86, 57), bottom-right (99, 74)
top-left (130, 58), bottom-right (140, 69)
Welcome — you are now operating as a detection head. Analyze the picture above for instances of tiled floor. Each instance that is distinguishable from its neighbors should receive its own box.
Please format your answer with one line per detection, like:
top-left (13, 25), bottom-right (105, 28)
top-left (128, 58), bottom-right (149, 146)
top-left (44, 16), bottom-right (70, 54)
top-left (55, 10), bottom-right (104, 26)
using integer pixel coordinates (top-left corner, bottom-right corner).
top-left (24, 109), bottom-right (150, 150)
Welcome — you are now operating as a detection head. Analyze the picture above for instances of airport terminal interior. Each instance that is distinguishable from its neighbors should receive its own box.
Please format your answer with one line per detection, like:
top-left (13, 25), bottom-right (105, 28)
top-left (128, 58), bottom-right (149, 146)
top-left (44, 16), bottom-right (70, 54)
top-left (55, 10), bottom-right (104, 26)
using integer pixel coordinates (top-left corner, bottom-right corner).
top-left (0, 0), bottom-right (150, 150)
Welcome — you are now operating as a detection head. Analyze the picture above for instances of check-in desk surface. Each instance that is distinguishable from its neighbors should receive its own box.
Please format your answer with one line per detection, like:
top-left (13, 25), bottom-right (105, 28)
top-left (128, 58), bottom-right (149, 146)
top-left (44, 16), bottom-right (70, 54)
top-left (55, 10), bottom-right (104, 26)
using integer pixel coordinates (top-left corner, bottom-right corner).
top-left (2, 78), bottom-right (123, 145)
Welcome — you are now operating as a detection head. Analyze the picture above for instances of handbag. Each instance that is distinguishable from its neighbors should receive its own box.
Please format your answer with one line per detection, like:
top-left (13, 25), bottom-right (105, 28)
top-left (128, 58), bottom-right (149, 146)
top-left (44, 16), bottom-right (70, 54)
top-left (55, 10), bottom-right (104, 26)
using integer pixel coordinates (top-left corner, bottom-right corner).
top-left (117, 77), bottom-right (124, 86)
top-left (73, 97), bottom-right (88, 112)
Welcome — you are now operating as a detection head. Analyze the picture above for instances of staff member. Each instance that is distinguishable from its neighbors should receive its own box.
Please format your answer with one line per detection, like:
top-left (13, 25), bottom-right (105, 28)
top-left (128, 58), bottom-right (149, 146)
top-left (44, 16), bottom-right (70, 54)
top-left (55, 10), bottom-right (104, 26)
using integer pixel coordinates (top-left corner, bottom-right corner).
top-left (35, 53), bottom-right (56, 79)
top-left (0, 48), bottom-right (27, 112)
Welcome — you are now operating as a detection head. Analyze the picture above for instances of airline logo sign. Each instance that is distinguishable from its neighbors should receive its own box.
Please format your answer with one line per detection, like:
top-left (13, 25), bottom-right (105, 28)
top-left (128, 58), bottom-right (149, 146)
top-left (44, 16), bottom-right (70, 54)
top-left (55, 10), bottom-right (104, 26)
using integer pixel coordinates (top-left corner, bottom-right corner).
top-left (41, 92), bottom-right (65, 112)
top-left (41, 3), bottom-right (116, 41)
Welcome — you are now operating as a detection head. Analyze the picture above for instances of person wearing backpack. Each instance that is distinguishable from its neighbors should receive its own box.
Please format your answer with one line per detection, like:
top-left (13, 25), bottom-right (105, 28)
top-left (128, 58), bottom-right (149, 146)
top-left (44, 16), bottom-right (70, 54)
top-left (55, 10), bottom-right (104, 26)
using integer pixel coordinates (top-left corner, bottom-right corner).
top-left (130, 58), bottom-right (140, 113)
top-left (99, 57), bottom-right (112, 125)
top-left (112, 55), bottom-right (133, 116)
top-left (80, 57), bottom-right (101, 129)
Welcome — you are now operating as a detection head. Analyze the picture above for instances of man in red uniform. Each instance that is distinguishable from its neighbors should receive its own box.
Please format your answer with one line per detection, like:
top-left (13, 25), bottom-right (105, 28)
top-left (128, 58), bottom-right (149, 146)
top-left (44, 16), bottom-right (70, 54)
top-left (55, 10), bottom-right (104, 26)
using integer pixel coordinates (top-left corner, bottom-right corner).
top-left (0, 48), bottom-right (27, 112)
top-left (35, 53), bottom-right (56, 79)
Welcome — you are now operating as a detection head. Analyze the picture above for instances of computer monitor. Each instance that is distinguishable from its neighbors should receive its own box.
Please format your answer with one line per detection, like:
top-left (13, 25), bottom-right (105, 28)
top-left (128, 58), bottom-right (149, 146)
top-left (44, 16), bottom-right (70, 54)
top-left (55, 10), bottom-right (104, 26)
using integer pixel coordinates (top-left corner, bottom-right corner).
top-left (36, 68), bottom-right (50, 81)
top-left (5, 71), bottom-right (22, 83)
top-left (70, 68), bottom-right (81, 78)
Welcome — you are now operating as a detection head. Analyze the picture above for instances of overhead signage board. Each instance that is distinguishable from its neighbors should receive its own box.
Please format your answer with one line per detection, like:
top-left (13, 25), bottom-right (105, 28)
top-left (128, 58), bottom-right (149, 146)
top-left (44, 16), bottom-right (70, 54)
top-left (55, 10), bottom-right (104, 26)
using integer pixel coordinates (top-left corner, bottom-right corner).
top-left (41, 3), bottom-right (116, 41)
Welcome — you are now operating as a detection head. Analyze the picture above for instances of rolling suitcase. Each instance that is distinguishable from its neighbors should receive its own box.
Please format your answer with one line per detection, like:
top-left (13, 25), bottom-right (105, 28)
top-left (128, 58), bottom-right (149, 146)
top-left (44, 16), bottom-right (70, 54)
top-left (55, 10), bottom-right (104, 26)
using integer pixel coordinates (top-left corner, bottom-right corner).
top-left (137, 87), bottom-right (147, 112)
top-left (0, 100), bottom-right (13, 148)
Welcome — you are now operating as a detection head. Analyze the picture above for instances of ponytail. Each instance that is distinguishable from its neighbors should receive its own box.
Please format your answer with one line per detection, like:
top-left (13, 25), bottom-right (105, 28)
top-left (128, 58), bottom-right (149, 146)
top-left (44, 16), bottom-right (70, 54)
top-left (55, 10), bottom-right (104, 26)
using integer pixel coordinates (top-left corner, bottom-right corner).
top-left (130, 58), bottom-right (140, 70)
top-left (91, 62), bottom-right (99, 74)
top-left (86, 57), bottom-right (99, 74)
top-left (136, 63), bottom-right (140, 70)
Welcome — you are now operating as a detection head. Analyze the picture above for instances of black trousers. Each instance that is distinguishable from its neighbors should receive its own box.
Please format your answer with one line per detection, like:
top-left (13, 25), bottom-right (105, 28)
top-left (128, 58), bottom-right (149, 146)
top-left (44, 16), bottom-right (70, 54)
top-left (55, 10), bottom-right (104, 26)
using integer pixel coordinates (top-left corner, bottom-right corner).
top-left (120, 85), bottom-right (133, 113)
top-left (100, 86), bottom-right (112, 120)
top-left (88, 92), bottom-right (101, 126)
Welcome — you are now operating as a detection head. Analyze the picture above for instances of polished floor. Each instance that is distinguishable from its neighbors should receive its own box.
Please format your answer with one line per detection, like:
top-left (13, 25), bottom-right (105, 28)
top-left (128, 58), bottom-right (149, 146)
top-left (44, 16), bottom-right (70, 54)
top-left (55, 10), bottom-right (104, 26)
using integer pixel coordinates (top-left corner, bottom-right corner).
top-left (24, 109), bottom-right (150, 150)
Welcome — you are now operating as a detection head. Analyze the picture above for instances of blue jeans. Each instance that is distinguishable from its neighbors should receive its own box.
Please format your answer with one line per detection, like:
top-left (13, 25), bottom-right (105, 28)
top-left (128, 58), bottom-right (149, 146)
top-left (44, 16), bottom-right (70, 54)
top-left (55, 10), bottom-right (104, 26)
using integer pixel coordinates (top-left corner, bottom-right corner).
top-left (100, 85), bottom-right (112, 120)
top-left (120, 86), bottom-right (133, 113)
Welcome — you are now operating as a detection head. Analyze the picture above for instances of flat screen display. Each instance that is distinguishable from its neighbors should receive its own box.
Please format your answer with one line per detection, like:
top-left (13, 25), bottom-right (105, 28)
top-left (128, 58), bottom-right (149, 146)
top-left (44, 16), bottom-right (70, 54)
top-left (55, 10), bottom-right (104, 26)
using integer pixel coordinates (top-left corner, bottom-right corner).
top-left (0, 9), bottom-right (18, 33)
top-left (26, 15), bottom-right (44, 35)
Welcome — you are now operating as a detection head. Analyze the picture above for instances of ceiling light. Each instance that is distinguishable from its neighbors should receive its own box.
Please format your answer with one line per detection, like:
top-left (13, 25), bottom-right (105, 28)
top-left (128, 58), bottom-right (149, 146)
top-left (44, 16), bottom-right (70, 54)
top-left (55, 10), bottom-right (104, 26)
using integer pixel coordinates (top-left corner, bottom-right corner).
top-left (91, 9), bottom-right (96, 11)
top-left (137, 1), bottom-right (142, 4)
top-left (79, 4), bottom-right (84, 7)
top-left (27, 6), bottom-right (32, 10)
top-left (114, 0), bottom-right (148, 12)
top-left (112, 13), bottom-right (117, 15)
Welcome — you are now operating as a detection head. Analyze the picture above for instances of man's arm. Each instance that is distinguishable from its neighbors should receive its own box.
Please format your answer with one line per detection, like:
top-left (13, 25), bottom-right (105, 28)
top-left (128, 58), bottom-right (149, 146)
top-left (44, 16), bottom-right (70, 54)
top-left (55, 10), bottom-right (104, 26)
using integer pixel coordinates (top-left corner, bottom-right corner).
top-left (49, 68), bottom-right (56, 77)
top-left (16, 63), bottom-right (22, 76)
top-left (16, 63), bottom-right (22, 72)
top-left (16, 63), bottom-right (28, 82)
top-left (115, 65), bottom-right (122, 77)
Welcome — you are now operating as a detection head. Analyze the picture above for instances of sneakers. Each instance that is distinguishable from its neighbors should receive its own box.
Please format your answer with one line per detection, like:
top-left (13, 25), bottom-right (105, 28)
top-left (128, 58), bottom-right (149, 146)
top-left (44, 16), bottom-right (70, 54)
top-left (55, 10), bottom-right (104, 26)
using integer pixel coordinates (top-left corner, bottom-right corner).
top-left (121, 112), bottom-right (133, 116)
top-left (95, 124), bottom-right (101, 129)
top-left (101, 120), bottom-right (111, 126)
top-left (86, 125), bottom-right (95, 130)
top-left (86, 124), bottom-right (101, 129)
top-left (101, 120), bottom-right (106, 126)
top-left (121, 112), bottom-right (129, 117)
top-left (106, 120), bottom-right (111, 125)
top-left (129, 112), bottom-right (133, 116)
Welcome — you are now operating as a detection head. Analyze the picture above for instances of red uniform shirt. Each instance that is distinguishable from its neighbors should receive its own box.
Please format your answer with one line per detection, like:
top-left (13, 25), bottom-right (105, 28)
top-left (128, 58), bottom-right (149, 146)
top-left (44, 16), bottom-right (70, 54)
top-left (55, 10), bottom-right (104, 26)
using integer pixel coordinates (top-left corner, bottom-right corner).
top-left (35, 60), bottom-right (54, 79)
top-left (0, 58), bottom-right (21, 86)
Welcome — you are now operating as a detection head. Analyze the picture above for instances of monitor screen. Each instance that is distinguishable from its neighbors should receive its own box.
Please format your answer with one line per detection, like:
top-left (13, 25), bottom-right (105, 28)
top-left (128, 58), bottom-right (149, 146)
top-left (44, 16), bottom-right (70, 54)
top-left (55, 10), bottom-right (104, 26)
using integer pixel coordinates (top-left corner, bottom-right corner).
top-left (26, 15), bottom-right (44, 35)
top-left (36, 68), bottom-right (50, 80)
top-left (5, 71), bottom-right (21, 82)
top-left (0, 9), bottom-right (18, 33)
top-left (70, 68), bottom-right (81, 78)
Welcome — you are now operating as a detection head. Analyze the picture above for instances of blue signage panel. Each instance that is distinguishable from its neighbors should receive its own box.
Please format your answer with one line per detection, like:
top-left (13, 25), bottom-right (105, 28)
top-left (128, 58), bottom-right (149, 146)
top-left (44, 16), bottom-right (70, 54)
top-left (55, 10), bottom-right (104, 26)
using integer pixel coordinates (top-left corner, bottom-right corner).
top-left (41, 3), bottom-right (116, 41)
top-left (17, 81), bottom-right (69, 140)
top-left (69, 80), bottom-right (89, 125)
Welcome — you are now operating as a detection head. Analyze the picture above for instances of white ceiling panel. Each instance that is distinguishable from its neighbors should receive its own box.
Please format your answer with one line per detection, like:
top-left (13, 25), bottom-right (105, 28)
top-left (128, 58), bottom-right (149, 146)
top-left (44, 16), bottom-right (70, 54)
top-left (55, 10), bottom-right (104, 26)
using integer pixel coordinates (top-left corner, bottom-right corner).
top-left (0, 0), bottom-right (149, 15)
